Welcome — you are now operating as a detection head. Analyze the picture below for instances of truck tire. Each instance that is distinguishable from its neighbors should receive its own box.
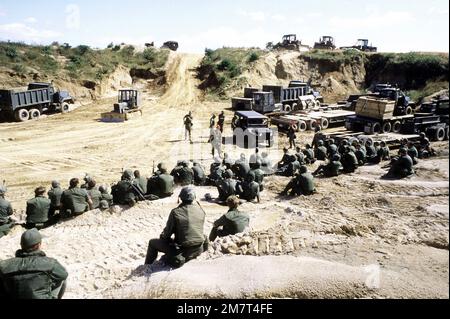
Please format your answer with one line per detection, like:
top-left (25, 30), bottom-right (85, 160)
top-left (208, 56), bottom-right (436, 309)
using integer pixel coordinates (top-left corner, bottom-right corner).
top-left (405, 106), bottom-right (413, 115)
top-left (320, 118), bottom-right (329, 130)
top-left (381, 121), bottom-right (392, 133)
top-left (62, 103), bottom-right (70, 114)
top-left (292, 103), bottom-right (298, 111)
top-left (315, 100), bottom-right (321, 108)
top-left (298, 121), bottom-right (307, 132)
top-left (369, 122), bottom-right (381, 135)
top-left (29, 109), bottom-right (41, 120)
top-left (445, 127), bottom-right (449, 141)
top-left (435, 127), bottom-right (446, 141)
top-left (308, 120), bottom-right (318, 131)
top-left (14, 109), bottom-right (29, 122)
top-left (392, 121), bottom-right (402, 133)
top-left (284, 105), bottom-right (292, 112)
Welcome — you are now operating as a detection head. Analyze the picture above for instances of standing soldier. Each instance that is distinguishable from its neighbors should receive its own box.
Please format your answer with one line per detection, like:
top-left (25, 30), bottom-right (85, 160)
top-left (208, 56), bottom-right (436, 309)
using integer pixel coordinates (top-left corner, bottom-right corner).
top-left (210, 126), bottom-right (223, 159)
top-left (0, 184), bottom-right (14, 239)
top-left (25, 187), bottom-right (51, 230)
top-left (184, 112), bottom-right (193, 143)
top-left (287, 125), bottom-right (297, 149)
top-left (210, 114), bottom-right (216, 128)
top-left (218, 111), bottom-right (225, 133)
top-left (0, 229), bottom-right (68, 299)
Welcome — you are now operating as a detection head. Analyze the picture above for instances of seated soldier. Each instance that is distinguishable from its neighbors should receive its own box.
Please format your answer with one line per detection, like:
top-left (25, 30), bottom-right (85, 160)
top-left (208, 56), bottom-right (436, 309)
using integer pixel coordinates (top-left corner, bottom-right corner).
top-left (365, 140), bottom-right (377, 159)
top-left (174, 161), bottom-right (194, 186)
top-left (294, 146), bottom-right (306, 165)
top-left (25, 187), bottom-right (51, 230)
top-left (237, 172), bottom-right (260, 203)
top-left (111, 170), bottom-right (139, 207)
top-left (192, 161), bottom-right (207, 186)
top-left (341, 146), bottom-right (359, 173)
top-left (80, 174), bottom-right (92, 189)
top-left (144, 187), bottom-right (206, 268)
top-left (355, 143), bottom-right (367, 165)
top-left (281, 165), bottom-right (316, 196)
top-left (313, 154), bottom-right (343, 177)
top-left (311, 126), bottom-right (324, 148)
top-left (302, 144), bottom-right (316, 164)
top-left (222, 153), bottom-right (234, 170)
top-left (0, 184), bottom-right (15, 239)
top-left (99, 185), bottom-right (113, 207)
top-left (407, 141), bottom-right (419, 165)
top-left (379, 141), bottom-right (391, 161)
top-left (208, 158), bottom-right (225, 185)
top-left (338, 139), bottom-right (350, 156)
top-left (86, 180), bottom-right (102, 209)
top-left (250, 160), bottom-right (265, 191)
top-left (48, 181), bottom-right (63, 222)
top-left (314, 140), bottom-right (328, 161)
top-left (260, 152), bottom-right (274, 175)
top-left (249, 148), bottom-right (263, 169)
top-left (418, 133), bottom-right (434, 158)
top-left (147, 164), bottom-right (175, 200)
top-left (209, 196), bottom-right (250, 242)
top-left (61, 178), bottom-right (93, 218)
top-left (386, 148), bottom-right (415, 179)
top-left (0, 229), bottom-right (68, 299)
top-left (134, 170), bottom-right (148, 195)
top-left (232, 154), bottom-right (251, 181)
top-left (216, 170), bottom-right (238, 202)
top-left (277, 147), bottom-right (291, 169)
top-left (326, 139), bottom-right (339, 159)
top-left (170, 161), bottom-right (184, 184)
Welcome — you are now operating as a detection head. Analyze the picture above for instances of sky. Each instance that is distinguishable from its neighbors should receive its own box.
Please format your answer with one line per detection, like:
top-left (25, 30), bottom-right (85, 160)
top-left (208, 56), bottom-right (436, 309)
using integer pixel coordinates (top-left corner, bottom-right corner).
top-left (0, 0), bottom-right (449, 53)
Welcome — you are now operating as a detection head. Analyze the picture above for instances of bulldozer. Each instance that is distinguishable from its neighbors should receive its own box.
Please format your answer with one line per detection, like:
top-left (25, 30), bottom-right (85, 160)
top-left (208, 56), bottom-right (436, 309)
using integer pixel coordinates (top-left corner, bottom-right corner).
top-left (273, 34), bottom-right (310, 51)
top-left (313, 36), bottom-right (336, 50)
top-left (101, 89), bottom-right (143, 122)
top-left (340, 39), bottom-right (377, 52)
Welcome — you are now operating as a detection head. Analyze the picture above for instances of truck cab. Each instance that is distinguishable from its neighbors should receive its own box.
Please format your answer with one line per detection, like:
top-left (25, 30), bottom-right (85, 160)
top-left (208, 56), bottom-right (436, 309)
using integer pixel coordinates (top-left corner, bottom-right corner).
top-left (231, 111), bottom-right (274, 148)
top-left (379, 88), bottom-right (412, 115)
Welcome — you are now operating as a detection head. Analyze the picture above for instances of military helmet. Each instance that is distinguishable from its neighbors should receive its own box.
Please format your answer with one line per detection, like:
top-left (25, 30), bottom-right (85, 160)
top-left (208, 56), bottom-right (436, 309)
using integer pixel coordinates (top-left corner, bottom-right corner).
top-left (299, 165), bottom-right (308, 174)
top-left (329, 139), bottom-right (335, 145)
top-left (420, 132), bottom-right (426, 138)
top-left (0, 184), bottom-right (7, 195)
top-left (21, 229), bottom-right (42, 249)
top-left (179, 186), bottom-right (196, 202)
top-left (317, 140), bottom-right (324, 146)
top-left (332, 154), bottom-right (341, 161)
top-left (224, 169), bottom-right (234, 179)
top-left (122, 170), bottom-right (133, 180)
top-left (399, 147), bottom-right (407, 155)
top-left (246, 172), bottom-right (256, 182)
top-left (99, 185), bottom-right (107, 193)
top-left (51, 180), bottom-right (60, 188)
top-left (99, 200), bottom-right (109, 210)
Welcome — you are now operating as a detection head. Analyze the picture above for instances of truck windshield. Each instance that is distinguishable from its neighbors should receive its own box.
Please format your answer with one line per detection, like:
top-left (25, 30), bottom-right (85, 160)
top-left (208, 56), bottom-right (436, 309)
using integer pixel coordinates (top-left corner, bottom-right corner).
top-left (248, 118), bottom-right (268, 126)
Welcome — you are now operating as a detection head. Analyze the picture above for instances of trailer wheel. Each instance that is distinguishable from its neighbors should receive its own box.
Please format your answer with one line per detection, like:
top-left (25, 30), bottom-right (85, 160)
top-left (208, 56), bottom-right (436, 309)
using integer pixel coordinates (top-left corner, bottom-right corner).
top-left (298, 121), bottom-right (307, 132)
top-left (284, 105), bottom-right (292, 112)
top-left (315, 100), bottom-right (321, 108)
top-left (382, 121), bottom-right (392, 133)
top-left (392, 121), bottom-right (402, 133)
top-left (308, 120), bottom-right (318, 131)
top-left (29, 109), bottom-right (41, 120)
top-left (320, 118), bottom-right (329, 130)
top-left (445, 127), bottom-right (449, 141)
top-left (435, 127), bottom-right (446, 141)
top-left (405, 106), bottom-right (413, 115)
top-left (292, 103), bottom-right (298, 111)
top-left (14, 109), bottom-right (29, 122)
top-left (62, 103), bottom-right (70, 114)
top-left (369, 122), bottom-right (381, 135)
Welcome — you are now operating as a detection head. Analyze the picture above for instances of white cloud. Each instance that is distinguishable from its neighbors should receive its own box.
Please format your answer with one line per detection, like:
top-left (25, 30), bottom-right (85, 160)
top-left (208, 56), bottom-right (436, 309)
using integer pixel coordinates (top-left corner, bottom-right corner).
top-left (0, 10), bottom-right (6, 17)
top-left (307, 12), bottom-right (323, 18)
top-left (24, 17), bottom-right (37, 24)
top-left (329, 11), bottom-right (415, 29)
top-left (271, 14), bottom-right (286, 22)
top-left (237, 9), bottom-right (266, 22)
top-left (0, 23), bottom-right (63, 42)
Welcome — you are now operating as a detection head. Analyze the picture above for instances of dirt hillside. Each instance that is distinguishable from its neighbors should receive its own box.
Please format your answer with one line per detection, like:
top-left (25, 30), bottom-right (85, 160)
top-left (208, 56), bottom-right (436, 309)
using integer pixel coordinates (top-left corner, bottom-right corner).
top-left (0, 53), bottom-right (448, 299)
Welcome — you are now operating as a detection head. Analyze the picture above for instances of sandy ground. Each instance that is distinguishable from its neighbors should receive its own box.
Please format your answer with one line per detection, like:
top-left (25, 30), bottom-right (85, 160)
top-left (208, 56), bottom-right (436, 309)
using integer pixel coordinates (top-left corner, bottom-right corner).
top-left (0, 53), bottom-right (448, 299)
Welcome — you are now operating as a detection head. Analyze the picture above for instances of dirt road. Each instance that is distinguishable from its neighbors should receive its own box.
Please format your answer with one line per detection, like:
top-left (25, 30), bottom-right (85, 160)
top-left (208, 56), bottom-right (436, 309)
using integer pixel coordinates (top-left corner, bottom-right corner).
top-left (0, 53), bottom-right (448, 299)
